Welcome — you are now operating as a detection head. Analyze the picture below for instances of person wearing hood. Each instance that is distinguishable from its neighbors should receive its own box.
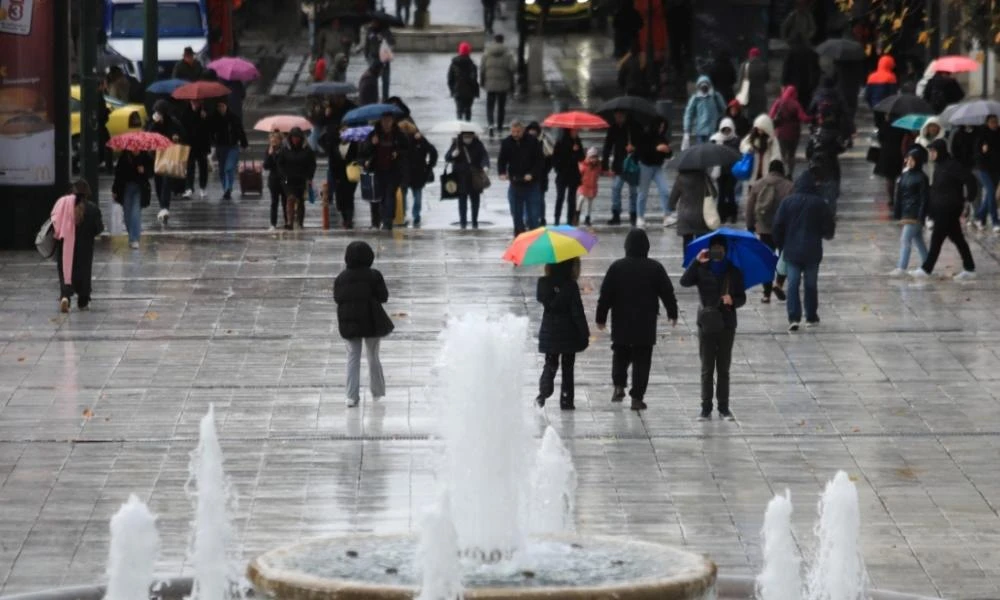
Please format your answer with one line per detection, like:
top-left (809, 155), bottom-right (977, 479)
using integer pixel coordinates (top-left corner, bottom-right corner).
top-left (210, 99), bottom-right (248, 201)
top-left (480, 34), bottom-right (516, 138)
top-left (911, 139), bottom-right (977, 279)
top-left (782, 40), bottom-right (821, 111)
top-left (448, 42), bottom-right (480, 121)
top-left (923, 70), bottom-right (965, 115)
top-left (334, 241), bottom-right (393, 408)
top-left (635, 118), bottom-right (674, 228)
top-left (805, 104), bottom-right (847, 214)
top-left (669, 169), bottom-right (716, 246)
top-left (277, 127), bottom-right (317, 229)
top-left (576, 147), bottom-right (603, 226)
top-left (145, 99), bottom-right (185, 225)
top-left (726, 100), bottom-right (751, 139)
top-left (707, 50), bottom-right (738, 103)
top-left (746, 160), bottom-right (794, 302)
top-left (915, 115), bottom-right (946, 182)
top-left (890, 146), bottom-right (930, 276)
top-left (683, 76), bottom-right (727, 147)
top-left (363, 112), bottom-right (409, 230)
top-left (680, 237), bottom-right (746, 421)
top-left (973, 114), bottom-right (1000, 232)
top-left (737, 48), bottom-right (770, 120)
top-left (808, 76), bottom-right (848, 135)
top-left (602, 110), bottom-right (643, 225)
top-left (772, 169), bottom-right (836, 331)
top-left (52, 180), bottom-right (103, 313)
top-left (769, 85), bottom-right (812, 178)
top-left (864, 55), bottom-right (898, 110)
top-left (595, 229), bottom-right (678, 412)
top-left (552, 128), bottom-right (585, 225)
top-left (710, 118), bottom-right (740, 223)
top-left (535, 258), bottom-right (590, 411)
top-left (446, 130), bottom-right (490, 229)
top-left (950, 124), bottom-right (979, 172)
top-left (740, 114), bottom-right (783, 190)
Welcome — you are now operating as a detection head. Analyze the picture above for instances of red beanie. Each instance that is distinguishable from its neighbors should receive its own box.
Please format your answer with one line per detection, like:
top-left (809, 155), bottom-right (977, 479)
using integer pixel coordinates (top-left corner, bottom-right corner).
top-left (458, 42), bottom-right (471, 56)
top-left (748, 47), bottom-right (761, 59)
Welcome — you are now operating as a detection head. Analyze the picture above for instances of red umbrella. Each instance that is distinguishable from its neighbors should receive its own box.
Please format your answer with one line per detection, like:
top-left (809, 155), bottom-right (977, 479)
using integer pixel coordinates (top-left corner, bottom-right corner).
top-left (172, 81), bottom-right (232, 100)
top-left (542, 111), bottom-right (609, 130)
top-left (106, 131), bottom-right (173, 152)
top-left (931, 56), bottom-right (980, 73)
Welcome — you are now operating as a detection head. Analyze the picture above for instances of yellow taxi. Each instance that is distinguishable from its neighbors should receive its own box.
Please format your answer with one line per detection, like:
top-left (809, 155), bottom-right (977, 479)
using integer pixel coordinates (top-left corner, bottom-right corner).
top-left (524, 0), bottom-right (594, 23)
top-left (70, 84), bottom-right (147, 139)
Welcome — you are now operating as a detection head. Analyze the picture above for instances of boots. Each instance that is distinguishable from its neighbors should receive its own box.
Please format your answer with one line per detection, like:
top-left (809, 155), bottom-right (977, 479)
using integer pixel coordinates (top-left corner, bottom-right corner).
top-left (611, 386), bottom-right (626, 403)
top-left (606, 211), bottom-right (621, 225)
top-left (535, 395), bottom-right (546, 408)
top-left (630, 397), bottom-right (648, 411)
top-left (559, 392), bottom-right (575, 411)
top-left (629, 212), bottom-right (637, 227)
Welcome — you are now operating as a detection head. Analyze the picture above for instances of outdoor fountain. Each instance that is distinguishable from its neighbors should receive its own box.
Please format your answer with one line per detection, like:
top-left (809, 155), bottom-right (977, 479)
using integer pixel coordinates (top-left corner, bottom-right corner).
top-left (103, 495), bottom-right (160, 600)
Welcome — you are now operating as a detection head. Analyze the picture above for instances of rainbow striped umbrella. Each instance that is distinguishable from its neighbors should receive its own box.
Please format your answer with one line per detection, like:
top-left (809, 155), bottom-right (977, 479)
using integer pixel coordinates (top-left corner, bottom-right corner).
top-left (502, 225), bottom-right (598, 266)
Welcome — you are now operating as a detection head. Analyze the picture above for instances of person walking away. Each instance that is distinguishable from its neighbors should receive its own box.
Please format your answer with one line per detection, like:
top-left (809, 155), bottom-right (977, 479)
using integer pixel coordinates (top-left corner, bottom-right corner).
top-left (536, 258), bottom-right (590, 410)
top-left (396, 0), bottom-right (411, 25)
top-left (211, 99), bottom-right (248, 200)
top-left (680, 238), bottom-right (746, 421)
top-left (364, 20), bottom-right (395, 101)
top-left (665, 0), bottom-right (693, 82)
top-left (327, 127), bottom-right (361, 229)
top-left (398, 120), bottom-right (438, 227)
top-left (740, 114), bottom-right (783, 192)
top-left (669, 169), bottom-right (715, 247)
top-left (726, 100), bottom-right (752, 139)
top-left (482, 0), bottom-right (499, 34)
top-left (710, 118), bottom-right (742, 224)
top-left (334, 241), bottom-right (393, 407)
top-left (325, 94), bottom-right (358, 130)
top-left (595, 229), bottom-right (678, 411)
top-left (745, 160), bottom-right (794, 301)
top-left (172, 46), bottom-right (204, 81)
top-left (363, 113), bottom-right (409, 230)
top-left (602, 110), bottom-right (642, 225)
top-left (682, 76), bottom-right (727, 147)
top-left (973, 114), bottom-right (1000, 232)
top-left (737, 48), bottom-right (770, 120)
top-left (618, 44), bottom-right (651, 98)
top-left (445, 130), bottom-right (490, 229)
top-left (889, 147), bottom-right (930, 276)
top-left (635, 118), bottom-right (674, 228)
top-left (263, 131), bottom-right (288, 230)
top-left (834, 60), bottom-right (865, 138)
top-left (950, 124), bottom-right (979, 172)
top-left (707, 50), bottom-right (737, 103)
top-left (331, 53), bottom-right (349, 82)
top-left (772, 169), bottom-right (836, 331)
top-left (181, 100), bottom-right (211, 200)
top-left (611, 2), bottom-right (643, 59)
top-left (145, 100), bottom-right (185, 226)
top-left (111, 149), bottom-right (152, 249)
top-left (552, 128), bottom-right (585, 225)
top-left (780, 0), bottom-right (817, 47)
top-left (864, 55), bottom-right (898, 111)
top-left (576, 148), bottom-right (602, 226)
top-left (106, 66), bottom-right (131, 103)
top-left (769, 85), bottom-right (812, 178)
top-left (923, 70), bottom-right (965, 115)
top-left (448, 42), bottom-right (480, 121)
top-left (498, 120), bottom-right (544, 235)
top-left (480, 34), bottom-right (516, 138)
top-left (358, 62), bottom-right (382, 106)
top-left (782, 41), bottom-right (821, 112)
top-left (52, 180), bottom-right (103, 313)
top-left (915, 115), bottom-right (946, 183)
top-left (277, 127), bottom-right (317, 230)
top-left (804, 107), bottom-right (847, 214)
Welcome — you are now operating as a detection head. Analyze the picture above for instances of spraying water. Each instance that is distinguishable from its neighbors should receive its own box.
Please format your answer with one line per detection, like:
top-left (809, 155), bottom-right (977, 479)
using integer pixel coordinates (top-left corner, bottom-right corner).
top-left (436, 314), bottom-right (533, 561)
top-left (805, 471), bottom-right (867, 600)
top-left (104, 494), bottom-right (160, 600)
top-left (186, 405), bottom-right (242, 600)
top-left (415, 492), bottom-right (463, 600)
top-left (528, 426), bottom-right (577, 535)
top-left (755, 490), bottom-right (802, 600)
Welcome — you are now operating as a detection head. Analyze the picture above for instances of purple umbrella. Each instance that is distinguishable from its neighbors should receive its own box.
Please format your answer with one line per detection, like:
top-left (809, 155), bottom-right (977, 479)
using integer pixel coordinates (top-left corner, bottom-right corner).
top-left (206, 57), bottom-right (259, 82)
top-left (341, 125), bottom-right (374, 142)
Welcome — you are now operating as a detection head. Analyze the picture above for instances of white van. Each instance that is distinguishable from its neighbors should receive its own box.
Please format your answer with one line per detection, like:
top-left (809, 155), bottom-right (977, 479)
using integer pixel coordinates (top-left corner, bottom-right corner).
top-left (103, 0), bottom-right (210, 81)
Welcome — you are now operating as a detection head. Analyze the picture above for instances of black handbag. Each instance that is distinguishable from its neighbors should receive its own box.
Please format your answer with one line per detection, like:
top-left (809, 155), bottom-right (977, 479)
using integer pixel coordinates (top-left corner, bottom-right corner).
top-left (440, 163), bottom-right (461, 200)
top-left (360, 172), bottom-right (376, 201)
top-left (697, 273), bottom-right (730, 334)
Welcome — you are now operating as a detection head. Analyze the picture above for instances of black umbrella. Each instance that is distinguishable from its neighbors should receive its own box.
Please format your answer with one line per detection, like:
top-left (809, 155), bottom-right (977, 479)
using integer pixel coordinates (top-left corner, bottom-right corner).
top-left (367, 10), bottom-right (405, 27)
top-left (596, 96), bottom-right (660, 121)
top-left (674, 143), bottom-right (741, 171)
top-left (873, 94), bottom-right (934, 116)
top-left (307, 82), bottom-right (358, 96)
top-left (815, 38), bottom-right (865, 61)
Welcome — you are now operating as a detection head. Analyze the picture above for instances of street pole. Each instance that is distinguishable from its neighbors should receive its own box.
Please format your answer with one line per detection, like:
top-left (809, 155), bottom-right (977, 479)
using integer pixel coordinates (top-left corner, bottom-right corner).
top-left (79, 0), bottom-right (101, 198)
top-left (143, 0), bottom-right (159, 85)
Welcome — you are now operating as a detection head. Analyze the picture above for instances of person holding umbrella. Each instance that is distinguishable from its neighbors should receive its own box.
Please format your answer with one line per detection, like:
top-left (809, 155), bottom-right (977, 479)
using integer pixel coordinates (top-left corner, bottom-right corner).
top-left (552, 128), bottom-right (585, 226)
top-left (444, 128), bottom-right (490, 229)
top-left (973, 114), bottom-right (1000, 232)
top-left (263, 130), bottom-right (288, 230)
top-left (680, 235), bottom-right (748, 421)
top-left (181, 100), bottom-right (211, 200)
top-left (111, 146), bottom-right (153, 249)
top-left (363, 111), bottom-right (409, 230)
top-left (535, 257), bottom-right (590, 411)
top-left (277, 127), bottom-right (317, 230)
top-left (923, 70), bottom-right (965, 115)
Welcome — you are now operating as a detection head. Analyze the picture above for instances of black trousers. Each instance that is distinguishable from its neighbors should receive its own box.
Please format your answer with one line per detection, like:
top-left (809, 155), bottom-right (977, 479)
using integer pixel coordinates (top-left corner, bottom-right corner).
top-left (335, 180), bottom-right (358, 227)
top-left (699, 327), bottom-right (735, 414)
top-left (186, 152), bottom-right (209, 190)
top-left (539, 353), bottom-right (576, 401)
top-left (56, 246), bottom-right (92, 308)
top-left (612, 344), bottom-right (653, 400)
top-left (486, 92), bottom-right (507, 128)
top-left (922, 219), bottom-right (975, 273)
top-left (396, 0), bottom-right (411, 24)
top-left (717, 175), bottom-right (737, 223)
top-left (483, 0), bottom-right (496, 33)
top-left (457, 193), bottom-right (480, 228)
top-left (374, 173), bottom-right (400, 230)
top-left (554, 180), bottom-right (577, 224)
top-left (759, 233), bottom-right (776, 297)
top-left (455, 97), bottom-right (473, 121)
top-left (268, 184), bottom-right (287, 227)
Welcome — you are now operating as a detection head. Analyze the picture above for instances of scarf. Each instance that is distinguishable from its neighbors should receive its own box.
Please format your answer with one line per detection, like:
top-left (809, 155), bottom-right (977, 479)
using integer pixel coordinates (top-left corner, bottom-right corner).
top-left (51, 194), bottom-right (78, 284)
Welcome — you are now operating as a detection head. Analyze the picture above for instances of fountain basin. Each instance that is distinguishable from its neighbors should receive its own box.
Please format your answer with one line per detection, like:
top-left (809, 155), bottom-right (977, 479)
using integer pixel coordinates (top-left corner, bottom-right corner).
top-left (247, 534), bottom-right (717, 600)
top-left (390, 25), bottom-right (486, 53)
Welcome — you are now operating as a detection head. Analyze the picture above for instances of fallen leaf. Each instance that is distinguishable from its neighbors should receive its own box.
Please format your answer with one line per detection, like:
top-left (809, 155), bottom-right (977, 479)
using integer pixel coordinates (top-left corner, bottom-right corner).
top-left (16, 357), bottom-right (25, 362)
top-left (861, 304), bottom-right (869, 312)
top-left (851, 426), bottom-right (861, 433)
top-left (895, 467), bottom-right (918, 480)
top-left (82, 408), bottom-right (93, 419)
top-left (144, 311), bottom-right (159, 321)
top-left (391, 312), bottom-right (409, 318)
top-left (226, 329), bottom-right (233, 334)
top-left (798, 420), bottom-right (807, 427)
top-left (848, 474), bottom-right (859, 482)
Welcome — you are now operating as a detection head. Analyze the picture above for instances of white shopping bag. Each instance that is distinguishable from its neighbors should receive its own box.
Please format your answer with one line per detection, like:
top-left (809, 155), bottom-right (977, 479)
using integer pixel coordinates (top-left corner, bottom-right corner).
top-left (109, 202), bottom-right (126, 235)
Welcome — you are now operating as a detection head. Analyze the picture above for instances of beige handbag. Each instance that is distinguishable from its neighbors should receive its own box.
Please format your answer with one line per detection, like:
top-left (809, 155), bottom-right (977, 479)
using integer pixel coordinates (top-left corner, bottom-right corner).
top-left (703, 176), bottom-right (722, 230)
top-left (154, 144), bottom-right (190, 179)
top-left (346, 161), bottom-right (362, 183)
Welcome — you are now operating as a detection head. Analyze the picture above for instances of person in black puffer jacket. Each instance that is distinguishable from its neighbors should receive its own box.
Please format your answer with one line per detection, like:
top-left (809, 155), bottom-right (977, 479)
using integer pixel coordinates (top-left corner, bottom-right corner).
top-left (447, 42), bottom-right (479, 121)
top-left (398, 120), bottom-right (438, 227)
top-left (551, 129), bottom-right (585, 225)
top-left (277, 127), bottom-right (317, 229)
top-left (596, 229), bottom-right (678, 411)
top-left (891, 146), bottom-right (930, 274)
top-left (334, 241), bottom-right (393, 407)
top-left (914, 139), bottom-right (977, 279)
top-left (535, 258), bottom-right (589, 411)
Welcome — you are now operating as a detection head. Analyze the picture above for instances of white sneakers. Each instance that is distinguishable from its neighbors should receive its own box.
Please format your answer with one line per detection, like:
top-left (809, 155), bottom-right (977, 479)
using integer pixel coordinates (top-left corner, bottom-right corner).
top-left (129, 241), bottom-right (140, 250)
top-left (909, 268), bottom-right (929, 278)
top-left (953, 270), bottom-right (976, 281)
top-left (268, 225), bottom-right (277, 232)
top-left (182, 189), bottom-right (193, 198)
top-left (345, 397), bottom-right (359, 408)
top-left (199, 189), bottom-right (207, 200)
top-left (636, 217), bottom-right (646, 228)
top-left (663, 214), bottom-right (678, 227)
top-left (993, 225), bottom-right (1000, 233)
top-left (972, 220), bottom-right (985, 231)
top-left (157, 209), bottom-right (169, 225)
top-left (888, 268), bottom-right (906, 277)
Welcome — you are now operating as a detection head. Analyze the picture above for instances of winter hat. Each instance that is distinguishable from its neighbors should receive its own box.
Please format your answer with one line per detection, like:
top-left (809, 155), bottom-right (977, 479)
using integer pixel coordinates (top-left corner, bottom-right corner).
top-left (748, 47), bottom-right (761, 59)
top-left (586, 147), bottom-right (599, 159)
top-left (907, 145), bottom-right (927, 164)
top-left (526, 121), bottom-right (542, 134)
top-left (768, 159), bottom-right (785, 175)
top-left (927, 139), bottom-right (949, 161)
top-left (458, 41), bottom-right (471, 56)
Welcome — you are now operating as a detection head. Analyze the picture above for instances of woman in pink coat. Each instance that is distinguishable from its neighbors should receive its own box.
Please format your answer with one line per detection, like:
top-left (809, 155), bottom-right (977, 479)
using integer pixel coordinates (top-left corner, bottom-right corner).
top-left (768, 85), bottom-right (812, 178)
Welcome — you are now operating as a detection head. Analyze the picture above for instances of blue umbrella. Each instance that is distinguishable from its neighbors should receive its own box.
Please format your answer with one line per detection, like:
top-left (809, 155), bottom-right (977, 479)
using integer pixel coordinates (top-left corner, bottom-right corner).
top-left (146, 79), bottom-right (188, 95)
top-left (891, 113), bottom-right (933, 131)
top-left (682, 228), bottom-right (778, 289)
top-left (342, 103), bottom-right (403, 126)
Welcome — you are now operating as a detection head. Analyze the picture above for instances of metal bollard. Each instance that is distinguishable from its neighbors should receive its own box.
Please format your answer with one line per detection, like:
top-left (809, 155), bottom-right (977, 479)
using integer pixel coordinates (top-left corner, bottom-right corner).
top-left (321, 182), bottom-right (330, 230)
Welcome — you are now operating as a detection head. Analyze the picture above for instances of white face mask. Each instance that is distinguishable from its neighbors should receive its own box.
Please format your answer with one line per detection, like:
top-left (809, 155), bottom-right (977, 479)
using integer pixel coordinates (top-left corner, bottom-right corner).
top-left (462, 135), bottom-right (474, 144)
top-left (153, 113), bottom-right (163, 122)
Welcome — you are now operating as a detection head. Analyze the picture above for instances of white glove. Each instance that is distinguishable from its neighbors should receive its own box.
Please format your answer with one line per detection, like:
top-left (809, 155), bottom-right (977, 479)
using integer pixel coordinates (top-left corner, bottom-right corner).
top-left (681, 133), bottom-right (691, 152)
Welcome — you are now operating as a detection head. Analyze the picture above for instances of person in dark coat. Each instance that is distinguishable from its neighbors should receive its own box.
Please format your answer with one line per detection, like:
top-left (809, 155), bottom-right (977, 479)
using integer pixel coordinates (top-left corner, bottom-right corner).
top-left (181, 100), bottom-right (212, 200)
top-left (552, 128), bottom-right (585, 225)
top-left (973, 114), bottom-right (1000, 231)
top-left (53, 180), bottom-right (104, 312)
top-left (277, 127), bottom-right (317, 229)
top-left (680, 238), bottom-right (746, 421)
top-left (445, 131), bottom-right (490, 229)
top-left (923, 71), bottom-right (965, 115)
top-left (772, 169), bottom-right (836, 330)
top-left (448, 41), bottom-right (480, 121)
top-left (498, 120), bottom-right (545, 235)
top-left (362, 113), bottom-right (409, 230)
top-left (611, 2), bottom-right (643, 58)
top-left (210, 99), bottom-right (248, 200)
top-left (145, 100), bottom-right (185, 225)
top-left (738, 47), bottom-right (769, 120)
top-left (535, 258), bottom-right (590, 411)
top-left (601, 111), bottom-right (643, 225)
top-left (333, 241), bottom-right (393, 407)
top-left (805, 109), bottom-right (847, 214)
top-left (891, 146), bottom-right (930, 274)
top-left (171, 47), bottom-right (204, 81)
top-left (326, 127), bottom-right (360, 229)
top-left (726, 100), bottom-right (752, 139)
top-left (595, 229), bottom-right (679, 411)
top-left (617, 46), bottom-right (651, 98)
top-left (834, 59), bottom-right (865, 136)
top-left (781, 41), bottom-right (821, 111)
top-left (950, 125), bottom-right (979, 171)
top-left (398, 120), bottom-right (438, 227)
top-left (358, 62), bottom-right (382, 106)
top-left (525, 121), bottom-right (553, 226)
top-left (707, 50), bottom-right (738, 103)
top-left (669, 169), bottom-right (714, 247)
top-left (808, 76), bottom-right (847, 133)
top-left (263, 130), bottom-right (288, 230)
top-left (912, 139), bottom-right (977, 279)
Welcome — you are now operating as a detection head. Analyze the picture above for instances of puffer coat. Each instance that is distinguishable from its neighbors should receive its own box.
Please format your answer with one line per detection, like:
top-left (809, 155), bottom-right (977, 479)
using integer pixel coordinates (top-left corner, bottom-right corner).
top-left (537, 268), bottom-right (590, 355)
top-left (333, 241), bottom-right (394, 340)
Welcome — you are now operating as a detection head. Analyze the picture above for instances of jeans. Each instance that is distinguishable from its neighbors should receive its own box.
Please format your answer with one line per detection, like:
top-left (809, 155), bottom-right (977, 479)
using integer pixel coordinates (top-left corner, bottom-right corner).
top-left (185, 151), bottom-right (208, 191)
top-left (345, 338), bottom-right (385, 403)
top-left (381, 62), bottom-right (391, 101)
top-left (636, 163), bottom-right (670, 218)
top-left (402, 187), bottom-right (422, 224)
top-left (508, 183), bottom-right (541, 234)
top-left (554, 179), bottom-right (576, 224)
top-left (611, 344), bottom-right (653, 400)
top-left (457, 193), bottom-right (481, 228)
top-left (922, 219), bottom-right (975, 274)
top-left (153, 175), bottom-right (172, 210)
top-left (539, 352), bottom-right (576, 403)
top-left (975, 170), bottom-right (999, 226)
top-left (816, 179), bottom-right (841, 216)
top-left (374, 172), bottom-right (400, 230)
top-left (699, 326), bottom-right (735, 414)
top-left (898, 223), bottom-right (928, 270)
top-left (610, 175), bottom-right (637, 215)
top-left (122, 182), bottom-right (142, 243)
top-left (785, 261), bottom-right (820, 323)
top-left (455, 97), bottom-right (473, 121)
top-left (216, 145), bottom-right (239, 192)
top-left (308, 125), bottom-right (323, 152)
top-left (486, 92), bottom-right (507, 128)
top-left (778, 137), bottom-right (798, 178)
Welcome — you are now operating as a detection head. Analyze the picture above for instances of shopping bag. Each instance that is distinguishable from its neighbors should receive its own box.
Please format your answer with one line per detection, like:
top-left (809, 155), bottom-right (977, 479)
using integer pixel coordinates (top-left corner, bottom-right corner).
top-left (703, 176), bottom-right (721, 230)
top-left (439, 164), bottom-right (461, 199)
top-left (731, 152), bottom-right (753, 181)
top-left (361, 172), bottom-right (376, 201)
top-left (109, 202), bottom-right (126, 235)
top-left (154, 144), bottom-right (190, 179)
top-left (35, 218), bottom-right (56, 259)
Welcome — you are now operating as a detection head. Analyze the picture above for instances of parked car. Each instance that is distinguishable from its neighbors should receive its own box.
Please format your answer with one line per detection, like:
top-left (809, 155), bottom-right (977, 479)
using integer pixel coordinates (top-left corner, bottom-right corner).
top-left (70, 84), bottom-right (147, 172)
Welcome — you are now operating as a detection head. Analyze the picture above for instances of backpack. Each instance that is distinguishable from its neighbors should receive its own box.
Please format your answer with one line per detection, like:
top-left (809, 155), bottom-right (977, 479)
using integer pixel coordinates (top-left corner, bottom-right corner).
top-left (754, 179), bottom-right (781, 227)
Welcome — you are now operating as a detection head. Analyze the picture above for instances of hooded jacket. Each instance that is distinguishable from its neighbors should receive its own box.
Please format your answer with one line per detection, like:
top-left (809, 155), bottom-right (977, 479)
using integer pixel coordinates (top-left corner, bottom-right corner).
top-left (669, 170), bottom-right (715, 236)
top-left (772, 170), bottom-right (836, 265)
top-left (536, 263), bottom-right (590, 355)
top-left (916, 116), bottom-right (947, 181)
top-left (864, 55), bottom-right (898, 109)
top-left (333, 241), bottom-right (393, 340)
top-left (894, 163), bottom-right (930, 223)
top-left (479, 42), bottom-right (516, 93)
top-left (746, 170), bottom-right (794, 233)
top-left (739, 114), bottom-right (783, 185)
top-left (680, 259), bottom-right (747, 331)
top-left (684, 76), bottom-right (727, 138)
top-left (950, 126), bottom-right (979, 170)
top-left (277, 129), bottom-right (317, 189)
top-left (768, 85), bottom-right (811, 142)
top-left (595, 229), bottom-right (678, 347)
top-left (552, 132), bottom-right (586, 184)
top-left (448, 54), bottom-right (480, 100)
top-left (926, 139), bottom-right (978, 222)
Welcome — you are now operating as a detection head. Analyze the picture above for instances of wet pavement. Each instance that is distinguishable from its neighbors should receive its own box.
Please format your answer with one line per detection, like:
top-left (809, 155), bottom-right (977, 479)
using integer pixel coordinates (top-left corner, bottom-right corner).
top-left (3, 2), bottom-right (1000, 599)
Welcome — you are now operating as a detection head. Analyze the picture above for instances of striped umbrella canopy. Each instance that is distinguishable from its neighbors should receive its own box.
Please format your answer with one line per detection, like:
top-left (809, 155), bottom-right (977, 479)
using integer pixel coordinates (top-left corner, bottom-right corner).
top-left (502, 225), bottom-right (598, 266)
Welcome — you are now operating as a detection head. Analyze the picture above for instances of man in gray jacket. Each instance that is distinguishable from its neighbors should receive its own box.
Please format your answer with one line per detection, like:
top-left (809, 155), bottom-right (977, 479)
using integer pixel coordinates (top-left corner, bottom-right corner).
top-left (480, 34), bottom-right (516, 138)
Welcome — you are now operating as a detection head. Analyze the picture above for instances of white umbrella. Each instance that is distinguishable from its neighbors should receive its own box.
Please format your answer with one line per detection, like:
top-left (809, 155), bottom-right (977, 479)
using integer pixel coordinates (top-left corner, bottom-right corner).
top-left (946, 100), bottom-right (1000, 126)
top-left (429, 120), bottom-right (483, 136)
